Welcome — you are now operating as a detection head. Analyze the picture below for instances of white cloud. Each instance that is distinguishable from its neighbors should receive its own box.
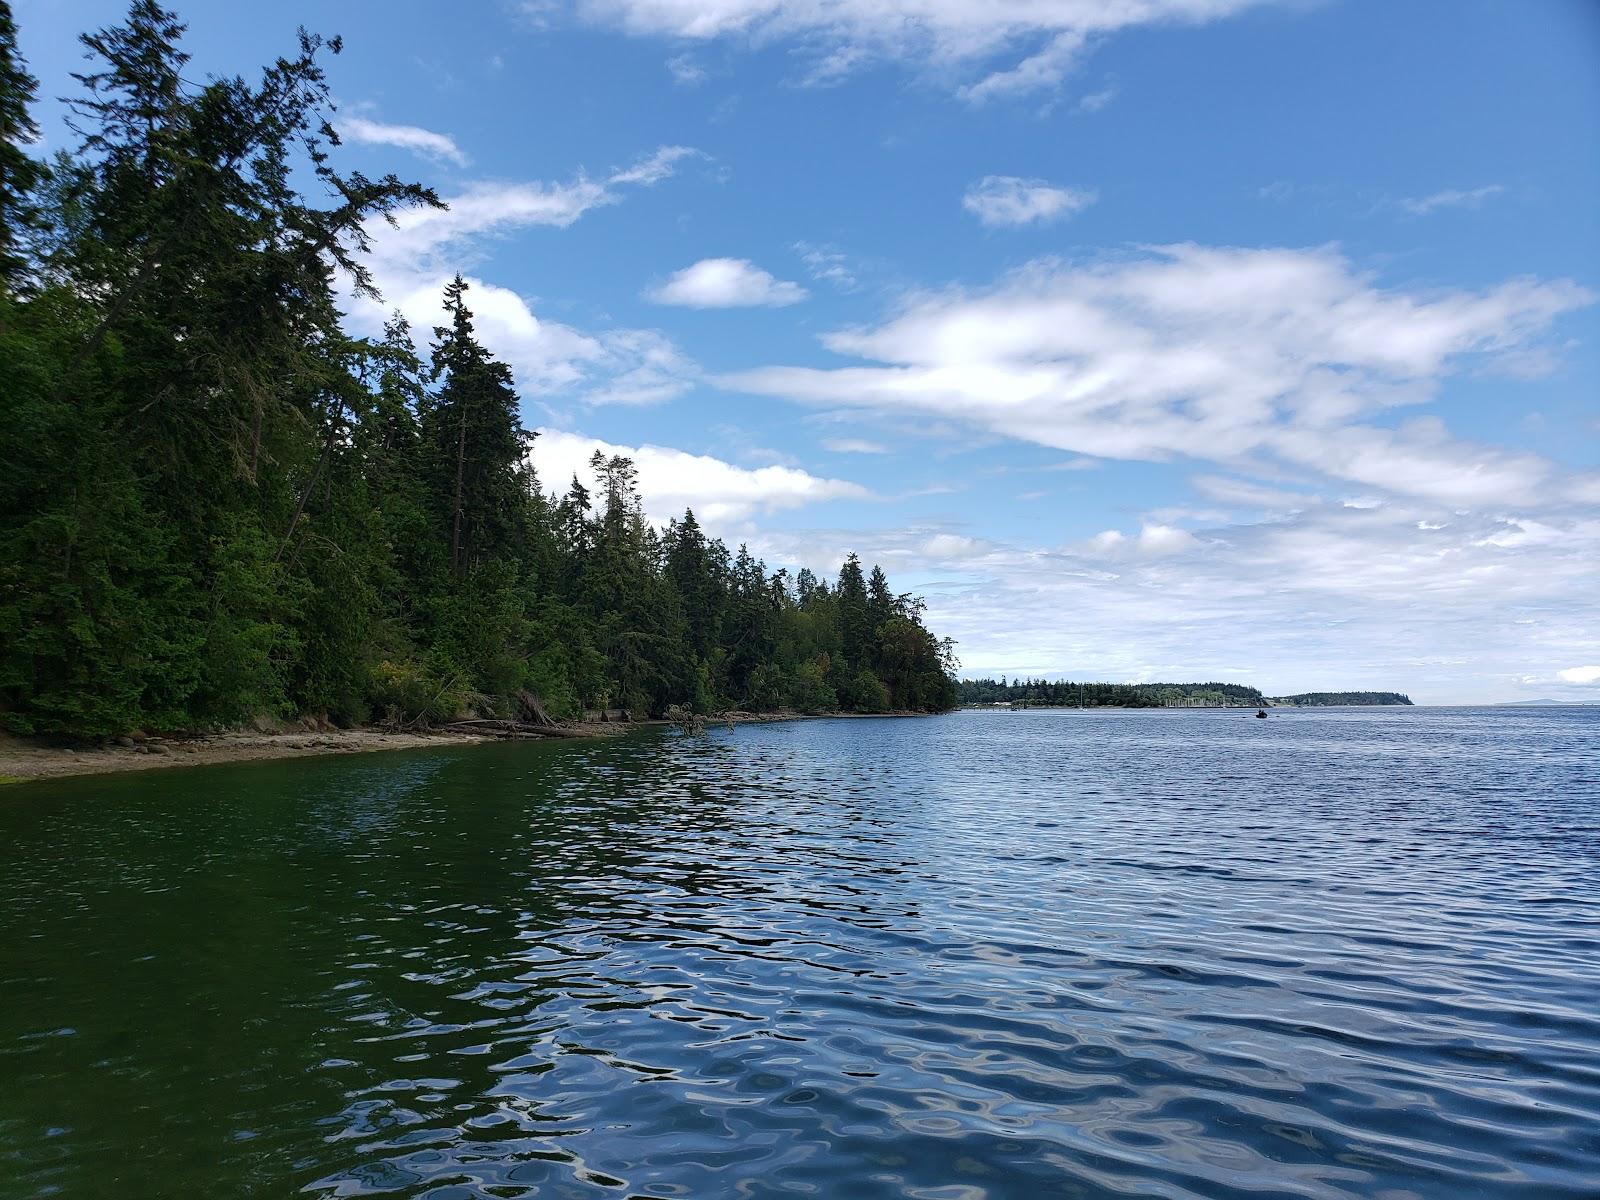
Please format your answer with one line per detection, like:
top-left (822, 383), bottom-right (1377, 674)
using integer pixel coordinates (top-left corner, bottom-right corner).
top-left (1085, 522), bottom-right (1199, 557)
top-left (339, 115), bottom-right (469, 166)
top-left (378, 274), bottom-right (698, 406)
top-left (1075, 85), bottom-right (1118, 113)
top-left (1400, 185), bottom-right (1505, 216)
top-left (1193, 475), bottom-right (1315, 511)
top-left (921, 533), bottom-right (987, 560)
top-left (582, 329), bottom-right (701, 405)
top-left (666, 52), bottom-right (706, 84)
top-left (794, 241), bottom-right (859, 291)
top-left (345, 145), bottom-right (702, 407)
top-left (963, 176), bottom-right (1096, 227)
top-left (531, 430), bottom-right (868, 523)
top-left (645, 257), bottom-right (808, 307)
top-left (958, 31), bottom-right (1086, 103)
top-left (384, 273), bottom-right (601, 392)
top-left (363, 143), bottom-right (698, 277)
top-left (741, 497), bottom-right (1600, 703)
top-left (1138, 522), bottom-right (1199, 555)
top-left (720, 245), bottom-right (1592, 506)
top-left (823, 437), bottom-right (889, 454)
top-left (568, 0), bottom-right (1276, 99)
top-left (607, 144), bottom-right (703, 186)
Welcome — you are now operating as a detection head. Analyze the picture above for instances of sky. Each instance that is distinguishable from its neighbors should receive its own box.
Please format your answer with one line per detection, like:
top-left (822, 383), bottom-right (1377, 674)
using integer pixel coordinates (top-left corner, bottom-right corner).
top-left (16, 0), bottom-right (1600, 703)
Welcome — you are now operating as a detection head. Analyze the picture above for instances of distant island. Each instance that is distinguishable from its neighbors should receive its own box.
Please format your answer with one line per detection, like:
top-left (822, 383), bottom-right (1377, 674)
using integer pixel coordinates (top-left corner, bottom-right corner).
top-left (1497, 699), bottom-right (1597, 707)
top-left (958, 679), bottom-right (1413, 708)
top-left (1267, 692), bottom-right (1413, 707)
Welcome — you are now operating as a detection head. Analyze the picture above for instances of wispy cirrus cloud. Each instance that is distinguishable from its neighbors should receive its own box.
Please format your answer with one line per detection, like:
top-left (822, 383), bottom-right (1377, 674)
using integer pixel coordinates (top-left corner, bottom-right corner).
top-left (607, 144), bottom-right (704, 185)
top-left (822, 437), bottom-right (889, 454)
top-left (339, 114), bottom-right (470, 166)
top-left (560, 0), bottom-right (1281, 100)
top-left (720, 244), bottom-right (1592, 507)
top-left (349, 144), bottom-right (704, 407)
top-left (794, 242), bottom-right (859, 291)
top-left (1400, 184), bottom-right (1506, 215)
top-left (370, 144), bottom-right (702, 271)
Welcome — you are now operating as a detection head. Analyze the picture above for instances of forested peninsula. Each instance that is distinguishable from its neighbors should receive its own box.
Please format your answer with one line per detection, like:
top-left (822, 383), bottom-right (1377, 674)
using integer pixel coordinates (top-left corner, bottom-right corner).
top-left (958, 680), bottom-right (1413, 708)
top-left (0, 2), bottom-right (958, 740)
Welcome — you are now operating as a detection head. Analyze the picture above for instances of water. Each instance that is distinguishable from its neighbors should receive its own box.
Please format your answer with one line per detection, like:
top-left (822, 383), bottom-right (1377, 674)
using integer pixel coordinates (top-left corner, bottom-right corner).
top-left (2, 707), bottom-right (1598, 1199)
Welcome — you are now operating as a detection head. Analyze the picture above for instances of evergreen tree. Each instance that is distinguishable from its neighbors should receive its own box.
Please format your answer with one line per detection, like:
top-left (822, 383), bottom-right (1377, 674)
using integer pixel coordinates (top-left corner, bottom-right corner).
top-left (0, 0), bottom-right (44, 292)
top-left (423, 276), bottom-right (530, 576)
top-left (0, 1), bottom-right (957, 737)
top-left (836, 554), bottom-right (871, 668)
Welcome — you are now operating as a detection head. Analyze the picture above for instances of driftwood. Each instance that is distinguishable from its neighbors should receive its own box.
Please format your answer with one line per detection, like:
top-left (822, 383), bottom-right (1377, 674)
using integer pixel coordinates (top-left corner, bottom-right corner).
top-left (514, 689), bottom-right (556, 728)
top-left (441, 719), bottom-right (589, 739)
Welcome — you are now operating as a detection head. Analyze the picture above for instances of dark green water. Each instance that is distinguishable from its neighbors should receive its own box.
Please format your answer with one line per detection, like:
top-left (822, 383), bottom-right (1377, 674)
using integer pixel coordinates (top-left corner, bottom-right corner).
top-left (2, 708), bottom-right (1598, 1198)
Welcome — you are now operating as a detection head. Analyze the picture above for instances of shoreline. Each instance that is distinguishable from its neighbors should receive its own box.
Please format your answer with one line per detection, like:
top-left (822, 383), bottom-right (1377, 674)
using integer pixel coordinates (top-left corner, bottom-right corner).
top-left (0, 725), bottom-right (596, 786)
top-left (0, 708), bottom-right (943, 786)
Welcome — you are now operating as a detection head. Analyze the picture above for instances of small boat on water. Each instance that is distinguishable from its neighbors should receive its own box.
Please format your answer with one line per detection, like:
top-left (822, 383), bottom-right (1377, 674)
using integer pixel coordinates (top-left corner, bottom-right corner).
top-left (1255, 708), bottom-right (1268, 719)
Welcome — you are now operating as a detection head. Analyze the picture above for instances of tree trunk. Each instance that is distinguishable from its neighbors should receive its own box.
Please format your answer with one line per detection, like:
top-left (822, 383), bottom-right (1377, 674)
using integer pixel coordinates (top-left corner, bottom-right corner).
top-left (451, 390), bottom-right (467, 575)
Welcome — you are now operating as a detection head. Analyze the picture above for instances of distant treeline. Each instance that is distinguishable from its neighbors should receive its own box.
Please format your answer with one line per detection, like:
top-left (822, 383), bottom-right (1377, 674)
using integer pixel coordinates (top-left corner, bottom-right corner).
top-left (958, 678), bottom-right (1266, 708)
top-left (1268, 692), bottom-right (1413, 707)
top-left (958, 680), bottom-right (1415, 708)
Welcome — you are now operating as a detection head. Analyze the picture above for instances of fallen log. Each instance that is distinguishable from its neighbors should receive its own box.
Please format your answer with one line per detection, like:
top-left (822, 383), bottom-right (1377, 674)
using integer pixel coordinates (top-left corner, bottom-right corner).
top-left (440, 719), bottom-right (592, 739)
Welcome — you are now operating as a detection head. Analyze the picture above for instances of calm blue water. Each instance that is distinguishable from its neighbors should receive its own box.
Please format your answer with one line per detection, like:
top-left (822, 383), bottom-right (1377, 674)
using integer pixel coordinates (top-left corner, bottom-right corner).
top-left (2, 706), bottom-right (1598, 1198)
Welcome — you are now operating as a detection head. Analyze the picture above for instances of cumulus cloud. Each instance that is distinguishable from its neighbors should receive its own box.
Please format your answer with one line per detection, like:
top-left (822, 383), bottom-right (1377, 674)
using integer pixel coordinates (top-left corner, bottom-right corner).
top-left (532, 430), bottom-right (869, 523)
top-left (1083, 522), bottom-right (1199, 557)
top-left (1558, 665), bottom-right (1600, 685)
top-left (565, 0), bottom-right (1276, 99)
top-left (645, 257), bottom-right (808, 307)
top-left (963, 176), bottom-right (1096, 227)
top-left (720, 245), bottom-right (1592, 506)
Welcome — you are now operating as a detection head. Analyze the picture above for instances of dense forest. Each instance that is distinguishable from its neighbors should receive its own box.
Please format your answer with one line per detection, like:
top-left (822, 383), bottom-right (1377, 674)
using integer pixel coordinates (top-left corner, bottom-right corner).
top-left (958, 679), bottom-right (1414, 708)
top-left (1267, 692), bottom-right (1413, 707)
top-left (957, 679), bottom-right (1267, 708)
top-left (0, 1), bottom-right (957, 737)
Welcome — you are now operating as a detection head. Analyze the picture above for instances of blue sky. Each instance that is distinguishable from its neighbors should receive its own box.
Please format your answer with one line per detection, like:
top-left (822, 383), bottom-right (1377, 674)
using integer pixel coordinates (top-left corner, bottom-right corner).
top-left (17, 0), bottom-right (1600, 702)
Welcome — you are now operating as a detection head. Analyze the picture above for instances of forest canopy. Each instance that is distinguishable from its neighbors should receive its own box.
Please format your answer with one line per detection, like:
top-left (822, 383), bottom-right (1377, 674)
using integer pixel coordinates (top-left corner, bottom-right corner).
top-left (956, 680), bottom-right (1413, 708)
top-left (0, 1), bottom-right (958, 736)
top-left (957, 679), bottom-right (1267, 708)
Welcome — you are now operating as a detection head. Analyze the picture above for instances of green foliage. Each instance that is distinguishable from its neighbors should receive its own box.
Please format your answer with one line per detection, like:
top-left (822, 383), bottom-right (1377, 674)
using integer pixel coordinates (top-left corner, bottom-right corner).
top-left (1270, 692), bottom-right (1413, 706)
top-left (0, 2), bottom-right (957, 737)
top-left (959, 680), bottom-right (1409, 709)
top-left (0, 0), bottom-right (46, 288)
top-left (787, 661), bottom-right (838, 714)
top-left (368, 655), bottom-right (474, 727)
top-left (958, 678), bottom-right (1268, 708)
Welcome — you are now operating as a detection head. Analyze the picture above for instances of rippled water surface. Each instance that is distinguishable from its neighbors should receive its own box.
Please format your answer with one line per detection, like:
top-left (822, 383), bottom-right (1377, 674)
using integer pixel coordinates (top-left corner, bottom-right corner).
top-left (3, 707), bottom-right (1599, 1198)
